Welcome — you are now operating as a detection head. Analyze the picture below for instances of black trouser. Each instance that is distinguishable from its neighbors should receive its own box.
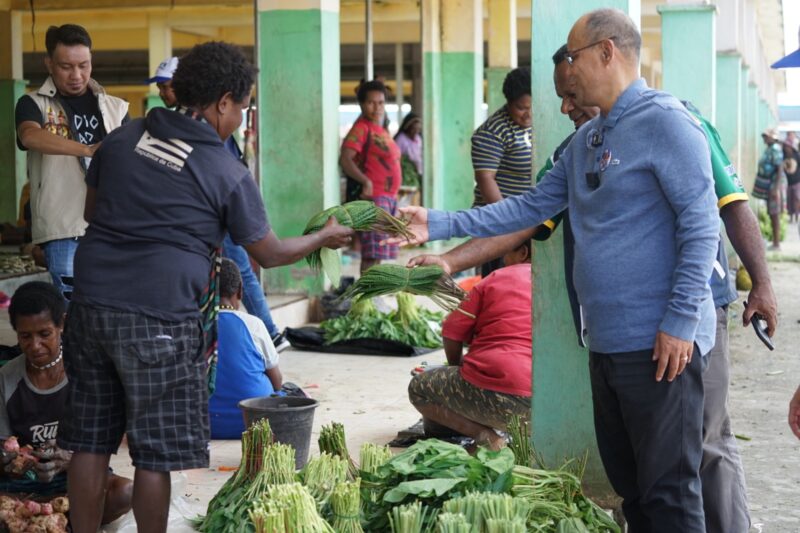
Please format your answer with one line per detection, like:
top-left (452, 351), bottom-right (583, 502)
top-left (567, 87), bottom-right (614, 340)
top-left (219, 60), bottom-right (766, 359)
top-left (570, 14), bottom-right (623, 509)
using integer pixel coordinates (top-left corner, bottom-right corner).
top-left (589, 347), bottom-right (705, 533)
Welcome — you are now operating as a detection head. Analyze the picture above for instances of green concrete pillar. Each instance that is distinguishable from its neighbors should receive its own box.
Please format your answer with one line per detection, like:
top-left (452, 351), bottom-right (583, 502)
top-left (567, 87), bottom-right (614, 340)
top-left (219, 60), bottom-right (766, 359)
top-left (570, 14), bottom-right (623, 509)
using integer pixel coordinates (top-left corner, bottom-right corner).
top-left (422, 0), bottom-right (482, 212)
top-left (487, 0), bottom-right (517, 114)
top-left (658, 4), bottom-right (717, 122)
top-left (0, 79), bottom-right (26, 223)
top-left (749, 83), bottom-right (759, 187)
top-left (530, 0), bottom-right (639, 498)
top-left (739, 66), bottom-right (752, 189)
top-left (257, 0), bottom-right (340, 294)
top-left (146, 13), bottom-right (172, 113)
top-left (715, 53), bottom-right (742, 172)
top-left (0, 8), bottom-right (25, 223)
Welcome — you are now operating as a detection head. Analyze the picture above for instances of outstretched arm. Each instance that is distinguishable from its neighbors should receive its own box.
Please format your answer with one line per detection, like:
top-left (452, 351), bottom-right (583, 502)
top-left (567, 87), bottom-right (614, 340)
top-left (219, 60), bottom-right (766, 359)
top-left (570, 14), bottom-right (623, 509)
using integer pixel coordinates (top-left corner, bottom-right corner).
top-left (408, 228), bottom-right (538, 274)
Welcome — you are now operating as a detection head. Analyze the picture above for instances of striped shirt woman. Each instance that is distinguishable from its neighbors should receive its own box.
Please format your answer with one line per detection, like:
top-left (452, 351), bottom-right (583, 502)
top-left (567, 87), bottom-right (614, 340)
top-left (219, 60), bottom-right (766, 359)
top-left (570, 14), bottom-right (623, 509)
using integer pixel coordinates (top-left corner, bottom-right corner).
top-left (471, 106), bottom-right (533, 205)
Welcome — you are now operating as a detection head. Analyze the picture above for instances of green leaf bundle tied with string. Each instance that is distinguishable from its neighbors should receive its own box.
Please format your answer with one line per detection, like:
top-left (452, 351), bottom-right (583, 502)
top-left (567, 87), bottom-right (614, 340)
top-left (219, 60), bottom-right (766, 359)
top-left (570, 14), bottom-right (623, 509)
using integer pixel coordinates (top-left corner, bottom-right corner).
top-left (339, 264), bottom-right (466, 313)
top-left (304, 201), bottom-right (414, 286)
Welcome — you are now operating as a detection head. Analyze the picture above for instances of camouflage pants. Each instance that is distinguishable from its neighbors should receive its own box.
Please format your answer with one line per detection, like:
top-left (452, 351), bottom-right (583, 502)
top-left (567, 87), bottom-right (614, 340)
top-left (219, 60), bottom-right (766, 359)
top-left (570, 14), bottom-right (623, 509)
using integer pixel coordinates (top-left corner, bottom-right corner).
top-left (408, 366), bottom-right (530, 430)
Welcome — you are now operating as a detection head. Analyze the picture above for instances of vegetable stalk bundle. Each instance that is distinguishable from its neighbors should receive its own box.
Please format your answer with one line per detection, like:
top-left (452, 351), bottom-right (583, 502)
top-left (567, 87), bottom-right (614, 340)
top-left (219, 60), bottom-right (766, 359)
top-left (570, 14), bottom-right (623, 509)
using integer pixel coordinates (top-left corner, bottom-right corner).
top-left (435, 513), bottom-right (473, 533)
top-left (485, 517), bottom-right (526, 533)
top-left (304, 201), bottom-right (414, 286)
top-left (507, 415), bottom-right (536, 468)
top-left (195, 419), bottom-right (275, 532)
top-left (339, 265), bottom-right (466, 313)
top-left (250, 483), bottom-right (335, 533)
top-left (388, 501), bottom-right (429, 533)
top-left (318, 423), bottom-right (359, 480)
top-left (358, 443), bottom-right (393, 476)
top-left (300, 452), bottom-right (349, 510)
top-left (330, 480), bottom-right (364, 533)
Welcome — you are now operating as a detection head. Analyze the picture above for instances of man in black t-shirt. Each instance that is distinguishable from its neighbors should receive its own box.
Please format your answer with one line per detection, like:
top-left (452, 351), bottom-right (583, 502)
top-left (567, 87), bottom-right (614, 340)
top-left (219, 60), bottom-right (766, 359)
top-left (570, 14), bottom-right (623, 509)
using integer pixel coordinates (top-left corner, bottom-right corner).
top-left (15, 24), bottom-right (129, 302)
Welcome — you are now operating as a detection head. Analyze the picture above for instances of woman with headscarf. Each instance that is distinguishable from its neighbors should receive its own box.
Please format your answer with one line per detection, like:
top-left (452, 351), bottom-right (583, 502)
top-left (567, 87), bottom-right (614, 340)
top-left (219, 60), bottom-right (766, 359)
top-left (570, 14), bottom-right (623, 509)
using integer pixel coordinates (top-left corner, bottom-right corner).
top-left (394, 112), bottom-right (423, 188)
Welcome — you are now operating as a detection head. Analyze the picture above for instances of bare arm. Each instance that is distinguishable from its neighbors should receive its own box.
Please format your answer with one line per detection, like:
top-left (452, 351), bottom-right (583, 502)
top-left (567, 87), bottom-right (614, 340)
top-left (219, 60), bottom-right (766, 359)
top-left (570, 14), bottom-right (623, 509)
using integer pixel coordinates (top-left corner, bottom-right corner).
top-left (244, 216), bottom-right (354, 269)
top-left (789, 385), bottom-right (800, 439)
top-left (474, 170), bottom-right (503, 204)
top-left (443, 337), bottom-right (464, 366)
top-left (340, 147), bottom-right (373, 198)
top-left (720, 200), bottom-right (777, 336)
top-left (17, 121), bottom-right (98, 157)
top-left (266, 367), bottom-right (283, 391)
top-left (408, 227), bottom-right (538, 274)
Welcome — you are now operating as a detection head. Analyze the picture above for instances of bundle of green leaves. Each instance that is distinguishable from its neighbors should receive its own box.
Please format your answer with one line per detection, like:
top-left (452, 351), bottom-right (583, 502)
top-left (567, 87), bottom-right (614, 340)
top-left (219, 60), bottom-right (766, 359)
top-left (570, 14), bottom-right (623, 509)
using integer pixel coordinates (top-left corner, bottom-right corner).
top-left (303, 201), bottom-right (414, 287)
top-left (320, 294), bottom-right (444, 349)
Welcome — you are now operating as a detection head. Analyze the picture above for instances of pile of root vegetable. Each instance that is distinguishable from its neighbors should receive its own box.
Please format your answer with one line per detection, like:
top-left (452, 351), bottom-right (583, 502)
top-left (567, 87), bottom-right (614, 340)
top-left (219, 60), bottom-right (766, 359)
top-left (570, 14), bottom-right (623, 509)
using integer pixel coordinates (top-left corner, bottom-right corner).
top-left (194, 418), bottom-right (619, 532)
top-left (0, 495), bottom-right (69, 533)
top-left (321, 293), bottom-right (444, 349)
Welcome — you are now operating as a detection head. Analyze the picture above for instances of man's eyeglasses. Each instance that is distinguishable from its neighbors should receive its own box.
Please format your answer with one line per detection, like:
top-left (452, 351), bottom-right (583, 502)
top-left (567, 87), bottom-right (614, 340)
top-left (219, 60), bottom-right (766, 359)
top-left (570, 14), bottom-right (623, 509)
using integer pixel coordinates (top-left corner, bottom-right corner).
top-left (566, 36), bottom-right (616, 65)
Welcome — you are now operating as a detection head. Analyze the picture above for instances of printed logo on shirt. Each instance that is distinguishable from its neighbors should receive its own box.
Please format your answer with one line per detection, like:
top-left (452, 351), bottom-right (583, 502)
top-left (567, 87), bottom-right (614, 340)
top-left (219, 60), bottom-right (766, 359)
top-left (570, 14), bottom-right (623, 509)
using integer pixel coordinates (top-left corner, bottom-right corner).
top-left (134, 131), bottom-right (194, 171)
top-left (29, 421), bottom-right (58, 444)
top-left (74, 114), bottom-right (100, 144)
top-left (44, 106), bottom-right (70, 139)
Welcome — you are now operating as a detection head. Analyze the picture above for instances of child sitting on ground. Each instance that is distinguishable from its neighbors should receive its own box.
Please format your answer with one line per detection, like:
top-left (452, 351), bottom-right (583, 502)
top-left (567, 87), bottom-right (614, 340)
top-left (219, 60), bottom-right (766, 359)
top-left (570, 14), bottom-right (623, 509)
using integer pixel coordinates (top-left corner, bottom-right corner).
top-left (209, 259), bottom-right (282, 439)
top-left (407, 241), bottom-right (532, 450)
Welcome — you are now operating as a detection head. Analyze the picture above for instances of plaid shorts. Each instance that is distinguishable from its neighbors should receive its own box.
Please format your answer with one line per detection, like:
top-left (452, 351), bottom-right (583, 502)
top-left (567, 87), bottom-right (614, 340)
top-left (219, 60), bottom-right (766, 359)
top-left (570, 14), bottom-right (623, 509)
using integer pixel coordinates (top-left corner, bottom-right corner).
top-left (58, 303), bottom-right (209, 472)
top-left (360, 195), bottom-right (400, 260)
top-left (408, 366), bottom-right (530, 430)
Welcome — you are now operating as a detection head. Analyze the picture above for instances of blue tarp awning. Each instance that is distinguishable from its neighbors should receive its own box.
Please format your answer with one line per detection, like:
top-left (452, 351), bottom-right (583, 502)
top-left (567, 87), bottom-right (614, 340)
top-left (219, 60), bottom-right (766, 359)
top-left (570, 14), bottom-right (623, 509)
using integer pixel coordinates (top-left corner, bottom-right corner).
top-left (772, 48), bottom-right (800, 69)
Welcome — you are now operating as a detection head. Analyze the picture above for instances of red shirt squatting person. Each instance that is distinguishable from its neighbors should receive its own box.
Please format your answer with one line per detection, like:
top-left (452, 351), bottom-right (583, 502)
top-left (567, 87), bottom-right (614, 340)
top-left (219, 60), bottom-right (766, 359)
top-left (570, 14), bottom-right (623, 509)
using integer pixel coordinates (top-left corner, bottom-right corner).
top-left (407, 241), bottom-right (532, 451)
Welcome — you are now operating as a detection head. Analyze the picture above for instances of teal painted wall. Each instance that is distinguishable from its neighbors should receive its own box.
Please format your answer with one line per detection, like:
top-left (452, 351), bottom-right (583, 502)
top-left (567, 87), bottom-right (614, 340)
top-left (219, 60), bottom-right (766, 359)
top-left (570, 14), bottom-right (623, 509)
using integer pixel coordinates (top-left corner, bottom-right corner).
top-left (740, 68), bottom-right (753, 189)
top-left (749, 84), bottom-right (759, 186)
top-left (529, 0), bottom-right (633, 498)
top-left (486, 66), bottom-right (511, 119)
top-left (257, 8), bottom-right (340, 293)
top-left (715, 54), bottom-right (741, 170)
top-left (0, 79), bottom-right (26, 222)
top-left (440, 51), bottom-right (483, 212)
top-left (660, 6), bottom-right (716, 121)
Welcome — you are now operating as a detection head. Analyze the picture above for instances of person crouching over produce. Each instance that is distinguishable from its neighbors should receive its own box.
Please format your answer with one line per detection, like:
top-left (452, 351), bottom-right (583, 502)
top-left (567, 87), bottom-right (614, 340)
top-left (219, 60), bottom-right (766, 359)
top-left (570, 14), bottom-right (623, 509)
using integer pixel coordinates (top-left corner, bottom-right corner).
top-left (210, 259), bottom-right (282, 439)
top-left (0, 282), bottom-right (131, 524)
top-left (408, 242), bottom-right (532, 451)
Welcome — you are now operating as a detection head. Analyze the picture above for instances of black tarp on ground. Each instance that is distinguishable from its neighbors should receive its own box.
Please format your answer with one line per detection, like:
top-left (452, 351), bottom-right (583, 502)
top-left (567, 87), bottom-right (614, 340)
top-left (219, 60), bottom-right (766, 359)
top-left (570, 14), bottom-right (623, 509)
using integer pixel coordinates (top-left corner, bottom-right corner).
top-left (285, 326), bottom-right (437, 357)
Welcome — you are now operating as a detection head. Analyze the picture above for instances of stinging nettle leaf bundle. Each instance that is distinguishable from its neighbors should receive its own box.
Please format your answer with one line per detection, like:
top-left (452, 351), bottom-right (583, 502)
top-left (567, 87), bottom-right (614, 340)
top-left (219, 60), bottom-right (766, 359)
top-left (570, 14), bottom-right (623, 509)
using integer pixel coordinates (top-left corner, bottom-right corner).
top-left (338, 264), bottom-right (467, 313)
top-left (303, 201), bottom-right (415, 287)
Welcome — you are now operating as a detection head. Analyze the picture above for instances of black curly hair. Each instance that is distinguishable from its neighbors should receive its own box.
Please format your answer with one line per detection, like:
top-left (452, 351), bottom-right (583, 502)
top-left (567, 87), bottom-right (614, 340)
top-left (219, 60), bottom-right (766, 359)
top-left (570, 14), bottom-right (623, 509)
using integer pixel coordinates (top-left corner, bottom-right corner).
top-left (9, 282), bottom-right (65, 330)
top-left (219, 258), bottom-right (243, 299)
top-left (171, 41), bottom-right (257, 108)
top-left (356, 80), bottom-right (387, 104)
top-left (502, 67), bottom-right (531, 104)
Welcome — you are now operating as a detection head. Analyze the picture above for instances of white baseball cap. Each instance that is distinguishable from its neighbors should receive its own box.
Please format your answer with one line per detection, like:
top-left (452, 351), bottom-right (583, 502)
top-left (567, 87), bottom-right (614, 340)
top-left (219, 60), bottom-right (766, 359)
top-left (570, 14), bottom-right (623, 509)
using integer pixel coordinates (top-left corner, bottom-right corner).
top-left (145, 56), bottom-right (179, 84)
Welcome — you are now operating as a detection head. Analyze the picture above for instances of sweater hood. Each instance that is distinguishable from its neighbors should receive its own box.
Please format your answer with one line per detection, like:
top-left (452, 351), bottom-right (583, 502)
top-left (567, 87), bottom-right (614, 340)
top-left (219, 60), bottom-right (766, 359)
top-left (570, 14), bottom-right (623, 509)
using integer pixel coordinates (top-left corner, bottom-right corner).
top-left (144, 107), bottom-right (223, 146)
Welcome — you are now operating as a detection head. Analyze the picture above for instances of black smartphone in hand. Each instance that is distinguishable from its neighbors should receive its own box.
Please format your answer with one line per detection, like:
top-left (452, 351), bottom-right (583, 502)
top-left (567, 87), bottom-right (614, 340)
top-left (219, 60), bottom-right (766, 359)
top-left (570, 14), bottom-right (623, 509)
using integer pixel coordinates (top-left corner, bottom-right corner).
top-left (744, 301), bottom-right (774, 351)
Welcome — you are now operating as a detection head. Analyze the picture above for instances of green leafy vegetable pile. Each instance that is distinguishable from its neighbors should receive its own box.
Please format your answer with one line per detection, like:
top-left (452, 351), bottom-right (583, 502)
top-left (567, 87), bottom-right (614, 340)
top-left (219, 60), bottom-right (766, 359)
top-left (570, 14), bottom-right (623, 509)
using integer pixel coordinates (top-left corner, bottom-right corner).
top-left (321, 294), bottom-right (444, 349)
top-left (195, 419), bottom-right (619, 532)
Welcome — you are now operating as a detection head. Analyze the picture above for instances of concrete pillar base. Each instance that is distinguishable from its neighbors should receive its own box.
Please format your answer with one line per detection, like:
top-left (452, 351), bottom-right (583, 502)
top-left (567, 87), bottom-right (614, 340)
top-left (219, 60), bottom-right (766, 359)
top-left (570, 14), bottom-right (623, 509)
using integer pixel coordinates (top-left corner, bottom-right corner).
top-left (0, 79), bottom-right (27, 222)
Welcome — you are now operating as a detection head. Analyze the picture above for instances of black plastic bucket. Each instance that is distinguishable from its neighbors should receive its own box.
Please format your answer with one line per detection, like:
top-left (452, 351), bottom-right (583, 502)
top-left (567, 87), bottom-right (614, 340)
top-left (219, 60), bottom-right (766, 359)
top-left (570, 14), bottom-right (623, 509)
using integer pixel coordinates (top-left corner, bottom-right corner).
top-left (238, 396), bottom-right (319, 469)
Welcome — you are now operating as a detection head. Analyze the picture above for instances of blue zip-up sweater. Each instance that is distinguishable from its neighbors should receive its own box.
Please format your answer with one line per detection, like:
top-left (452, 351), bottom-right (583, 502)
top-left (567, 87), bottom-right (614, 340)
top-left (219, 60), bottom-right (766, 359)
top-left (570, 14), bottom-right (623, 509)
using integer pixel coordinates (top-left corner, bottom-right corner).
top-left (429, 79), bottom-right (719, 355)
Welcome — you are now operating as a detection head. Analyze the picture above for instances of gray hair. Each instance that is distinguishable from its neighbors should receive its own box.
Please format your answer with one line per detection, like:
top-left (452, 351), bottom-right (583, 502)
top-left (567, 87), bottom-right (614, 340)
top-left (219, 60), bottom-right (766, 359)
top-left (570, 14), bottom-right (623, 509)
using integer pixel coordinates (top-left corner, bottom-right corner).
top-left (584, 8), bottom-right (641, 61)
